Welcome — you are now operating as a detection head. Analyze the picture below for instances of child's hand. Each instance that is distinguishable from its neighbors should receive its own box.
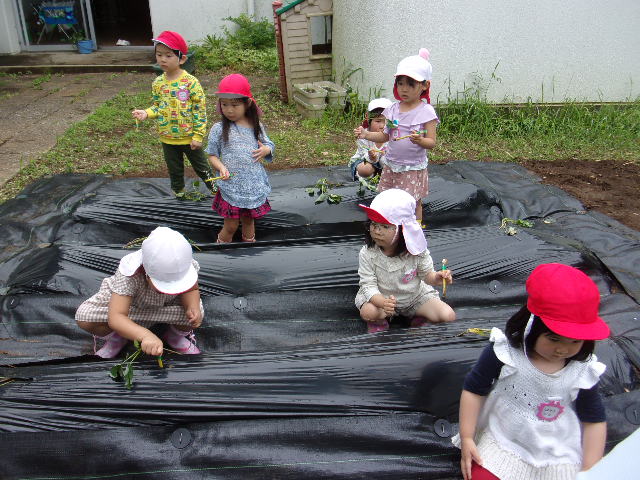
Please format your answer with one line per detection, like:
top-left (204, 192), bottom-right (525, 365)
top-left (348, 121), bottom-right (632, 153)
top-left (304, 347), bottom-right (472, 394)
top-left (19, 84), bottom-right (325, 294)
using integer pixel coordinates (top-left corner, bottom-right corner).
top-left (382, 295), bottom-right (396, 316)
top-left (132, 109), bottom-right (148, 121)
top-left (409, 132), bottom-right (425, 146)
top-left (437, 269), bottom-right (453, 285)
top-left (185, 307), bottom-right (203, 328)
top-left (251, 141), bottom-right (271, 162)
top-left (354, 126), bottom-right (367, 139)
top-left (460, 437), bottom-right (482, 480)
top-left (140, 333), bottom-right (163, 357)
top-left (367, 150), bottom-right (378, 162)
top-left (218, 165), bottom-right (231, 180)
top-left (190, 139), bottom-right (202, 150)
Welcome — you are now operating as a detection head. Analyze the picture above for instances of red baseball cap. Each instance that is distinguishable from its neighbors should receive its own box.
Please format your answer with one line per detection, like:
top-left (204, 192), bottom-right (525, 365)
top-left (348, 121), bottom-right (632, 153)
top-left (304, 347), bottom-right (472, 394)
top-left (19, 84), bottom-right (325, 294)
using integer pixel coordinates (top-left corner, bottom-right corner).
top-left (152, 31), bottom-right (188, 57)
top-left (526, 263), bottom-right (610, 340)
top-left (215, 74), bottom-right (262, 115)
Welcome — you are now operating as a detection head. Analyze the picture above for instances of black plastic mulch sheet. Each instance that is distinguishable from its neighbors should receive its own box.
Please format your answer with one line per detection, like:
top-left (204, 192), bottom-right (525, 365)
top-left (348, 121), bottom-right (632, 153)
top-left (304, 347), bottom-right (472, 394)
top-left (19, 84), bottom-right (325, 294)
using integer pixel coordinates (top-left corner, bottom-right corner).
top-left (0, 163), bottom-right (639, 479)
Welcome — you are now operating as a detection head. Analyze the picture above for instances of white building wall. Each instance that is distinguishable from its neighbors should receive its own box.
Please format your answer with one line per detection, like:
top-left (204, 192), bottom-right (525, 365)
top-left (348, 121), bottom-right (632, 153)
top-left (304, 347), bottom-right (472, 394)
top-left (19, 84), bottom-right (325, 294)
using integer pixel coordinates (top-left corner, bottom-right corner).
top-left (149, 0), bottom-right (276, 44)
top-left (0, 0), bottom-right (22, 54)
top-left (333, 0), bottom-right (640, 103)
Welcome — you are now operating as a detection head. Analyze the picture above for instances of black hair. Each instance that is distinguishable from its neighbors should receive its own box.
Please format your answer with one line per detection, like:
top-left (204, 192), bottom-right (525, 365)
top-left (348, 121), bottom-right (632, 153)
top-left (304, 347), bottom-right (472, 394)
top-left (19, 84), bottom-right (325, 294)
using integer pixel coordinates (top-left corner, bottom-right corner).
top-left (154, 43), bottom-right (183, 59)
top-left (364, 221), bottom-right (408, 257)
top-left (220, 97), bottom-right (262, 144)
top-left (394, 75), bottom-right (427, 90)
top-left (505, 305), bottom-right (595, 362)
top-left (368, 107), bottom-right (385, 116)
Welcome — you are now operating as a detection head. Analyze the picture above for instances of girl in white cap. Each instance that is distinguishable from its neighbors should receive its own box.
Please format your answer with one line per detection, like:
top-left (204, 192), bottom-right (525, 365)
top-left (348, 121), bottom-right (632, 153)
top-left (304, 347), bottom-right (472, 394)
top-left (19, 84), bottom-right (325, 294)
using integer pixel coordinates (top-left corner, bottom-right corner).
top-left (349, 98), bottom-right (393, 181)
top-left (354, 49), bottom-right (438, 224)
top-left (75, 227), bottom-right (204, 358)
top-left (356, 188), bottom-right (455, 333)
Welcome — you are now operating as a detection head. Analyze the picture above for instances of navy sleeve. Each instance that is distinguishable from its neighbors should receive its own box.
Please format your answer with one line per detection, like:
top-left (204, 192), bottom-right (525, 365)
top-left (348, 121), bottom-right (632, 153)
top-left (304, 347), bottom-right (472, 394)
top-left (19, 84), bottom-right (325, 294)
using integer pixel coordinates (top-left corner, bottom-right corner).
top-left (575, 384), bottom-right (606, 423)
top-left (463, 344), bottom-right (504, 396)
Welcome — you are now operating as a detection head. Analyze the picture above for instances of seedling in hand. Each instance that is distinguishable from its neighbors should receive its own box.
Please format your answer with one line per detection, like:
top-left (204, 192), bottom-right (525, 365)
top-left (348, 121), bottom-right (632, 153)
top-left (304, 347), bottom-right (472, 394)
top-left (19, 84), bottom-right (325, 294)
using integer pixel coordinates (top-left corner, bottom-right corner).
top-left (441, 258), bottom-right (448, 297)
top-left (108, 340), bottom-right (181, 389)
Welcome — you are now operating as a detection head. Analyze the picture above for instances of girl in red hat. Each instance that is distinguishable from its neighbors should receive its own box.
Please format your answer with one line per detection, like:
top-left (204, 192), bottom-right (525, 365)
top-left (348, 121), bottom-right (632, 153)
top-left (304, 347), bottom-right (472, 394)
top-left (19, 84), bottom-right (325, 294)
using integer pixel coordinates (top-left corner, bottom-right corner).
top-left (206, 74), bottom-right (275, 243)
top-left (354, 48), bottom-right (438, 225)
top-left (453, 263), bottom-right (610, 480)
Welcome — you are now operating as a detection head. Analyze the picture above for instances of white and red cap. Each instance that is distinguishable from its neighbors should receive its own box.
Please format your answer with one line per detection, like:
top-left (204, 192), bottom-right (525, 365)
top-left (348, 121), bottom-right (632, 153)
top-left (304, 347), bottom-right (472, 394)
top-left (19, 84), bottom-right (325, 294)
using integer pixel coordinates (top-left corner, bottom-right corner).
top-left (394, 48), bottom-right (432, 101)
top-left (152, 31), bottom-right (188, 57)
top-left (367, 98), bottom-right (393, 112)
top-left (359, 189), bottom-right (428, 255)
top-left (119, 226), bottom-right (197, 295)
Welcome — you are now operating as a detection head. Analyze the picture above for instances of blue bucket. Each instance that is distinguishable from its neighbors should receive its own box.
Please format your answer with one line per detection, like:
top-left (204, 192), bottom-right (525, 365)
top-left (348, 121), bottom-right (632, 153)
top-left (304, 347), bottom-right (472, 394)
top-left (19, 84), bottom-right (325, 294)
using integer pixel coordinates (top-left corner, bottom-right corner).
top-left (77, 40), bottom-right (95, 54)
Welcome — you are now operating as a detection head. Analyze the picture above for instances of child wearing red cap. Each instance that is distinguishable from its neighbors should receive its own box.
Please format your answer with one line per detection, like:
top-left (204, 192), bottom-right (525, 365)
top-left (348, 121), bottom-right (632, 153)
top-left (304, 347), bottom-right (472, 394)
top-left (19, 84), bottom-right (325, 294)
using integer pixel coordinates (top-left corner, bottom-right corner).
top-left (205, 74), bottom-right (274, 243)
top-left (356, 188), bottom-right (455, 333)
top-left (354, 48), bottom-right (438, 224)
top-left (132, 31), bottom-right (214, 196)
top-left (453, 263), bottom-right (610, 480)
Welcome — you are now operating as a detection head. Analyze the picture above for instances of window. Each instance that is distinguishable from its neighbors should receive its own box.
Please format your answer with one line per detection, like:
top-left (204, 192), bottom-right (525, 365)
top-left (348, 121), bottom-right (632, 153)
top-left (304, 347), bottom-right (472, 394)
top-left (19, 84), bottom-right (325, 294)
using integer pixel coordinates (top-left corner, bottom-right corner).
top-left (309, 14), bottom-right (332, 55)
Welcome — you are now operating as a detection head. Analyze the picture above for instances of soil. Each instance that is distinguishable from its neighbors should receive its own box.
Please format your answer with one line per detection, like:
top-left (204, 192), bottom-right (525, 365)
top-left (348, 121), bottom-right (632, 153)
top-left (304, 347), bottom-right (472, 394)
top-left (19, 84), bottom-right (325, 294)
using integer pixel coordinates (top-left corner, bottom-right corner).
top-left (518, 158), bottom-right (640, 231)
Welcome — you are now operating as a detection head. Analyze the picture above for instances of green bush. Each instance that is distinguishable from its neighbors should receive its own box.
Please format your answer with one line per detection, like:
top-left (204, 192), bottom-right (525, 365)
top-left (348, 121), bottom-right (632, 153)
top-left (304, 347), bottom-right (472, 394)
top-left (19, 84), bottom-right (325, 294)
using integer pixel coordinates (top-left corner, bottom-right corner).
top-left (192, 15), bottom-right (278, 74)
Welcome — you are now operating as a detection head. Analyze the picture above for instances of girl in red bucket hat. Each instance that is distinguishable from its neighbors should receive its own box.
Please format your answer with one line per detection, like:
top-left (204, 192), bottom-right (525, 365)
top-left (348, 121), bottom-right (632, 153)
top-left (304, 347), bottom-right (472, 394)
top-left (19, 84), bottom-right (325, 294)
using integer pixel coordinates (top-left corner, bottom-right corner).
top-left (205, 74), bottom-right (274, 243)
top-left (453, 263), bottom-right (610, 480)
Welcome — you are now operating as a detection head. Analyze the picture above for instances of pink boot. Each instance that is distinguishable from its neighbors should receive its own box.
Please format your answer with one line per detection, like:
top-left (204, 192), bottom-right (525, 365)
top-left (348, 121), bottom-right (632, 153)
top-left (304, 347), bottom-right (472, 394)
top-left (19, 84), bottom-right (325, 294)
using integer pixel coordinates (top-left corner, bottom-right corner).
top-left (163, 325), bottom-right (201, 354)
top-left (367, 319), bottom-right (390, 334)
top-left (95, 331), bottom-right (129, 359)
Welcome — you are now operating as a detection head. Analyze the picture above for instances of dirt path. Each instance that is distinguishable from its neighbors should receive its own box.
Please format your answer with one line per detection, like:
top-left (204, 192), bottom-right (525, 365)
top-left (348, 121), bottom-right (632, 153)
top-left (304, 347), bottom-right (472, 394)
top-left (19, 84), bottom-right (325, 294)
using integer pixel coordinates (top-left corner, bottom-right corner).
top-left (0, 72), bottom-right (149, 185)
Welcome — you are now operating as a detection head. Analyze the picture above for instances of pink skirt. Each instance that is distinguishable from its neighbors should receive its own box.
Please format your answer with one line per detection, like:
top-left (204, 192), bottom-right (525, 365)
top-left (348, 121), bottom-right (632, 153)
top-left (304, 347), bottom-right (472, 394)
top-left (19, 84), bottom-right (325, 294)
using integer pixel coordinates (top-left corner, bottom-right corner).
top-left (212, 191), bottom-right (271, 219)
top-left (377, 166), bottom-right (429, 200)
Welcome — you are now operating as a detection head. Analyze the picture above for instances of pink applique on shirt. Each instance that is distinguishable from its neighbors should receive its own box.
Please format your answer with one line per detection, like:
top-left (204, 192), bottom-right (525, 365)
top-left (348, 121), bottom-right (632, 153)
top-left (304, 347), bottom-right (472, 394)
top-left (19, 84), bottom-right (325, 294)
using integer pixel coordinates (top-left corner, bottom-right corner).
top-left (402, 269), bottom-right (417, 284)
top-left (177, 87), bottom-right (190, 102)
top-left (536, 400), bottom-right (564, 422)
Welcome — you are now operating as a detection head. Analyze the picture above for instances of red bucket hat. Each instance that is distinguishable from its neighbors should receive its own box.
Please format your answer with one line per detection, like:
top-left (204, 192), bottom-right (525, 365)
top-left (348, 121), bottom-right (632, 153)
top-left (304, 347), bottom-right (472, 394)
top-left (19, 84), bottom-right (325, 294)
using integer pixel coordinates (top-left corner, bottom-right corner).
top-left (215, 74), bottom-right (262, 115)
top-left (526, 263), bottom-right (610, 340)
top-left (152, 31), bottom-right (188, 57)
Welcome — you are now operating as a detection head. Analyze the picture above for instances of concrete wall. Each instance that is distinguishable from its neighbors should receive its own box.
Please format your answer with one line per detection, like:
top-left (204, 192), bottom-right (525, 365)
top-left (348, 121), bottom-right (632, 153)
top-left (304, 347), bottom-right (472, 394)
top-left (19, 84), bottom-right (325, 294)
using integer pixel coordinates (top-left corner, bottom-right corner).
top-left (149, 0), bottom-right (275, 44)
top-left (0, 0), bottom-right (22, 54)
top-left (333, 0), bottom-right (640, 103)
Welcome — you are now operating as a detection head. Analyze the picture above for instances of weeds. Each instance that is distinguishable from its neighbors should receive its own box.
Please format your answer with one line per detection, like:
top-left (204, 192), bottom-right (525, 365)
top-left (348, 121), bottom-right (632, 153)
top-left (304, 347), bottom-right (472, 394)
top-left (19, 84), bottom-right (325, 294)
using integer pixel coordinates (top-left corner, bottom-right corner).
top-left (192, 15), bottom-right (278, 74)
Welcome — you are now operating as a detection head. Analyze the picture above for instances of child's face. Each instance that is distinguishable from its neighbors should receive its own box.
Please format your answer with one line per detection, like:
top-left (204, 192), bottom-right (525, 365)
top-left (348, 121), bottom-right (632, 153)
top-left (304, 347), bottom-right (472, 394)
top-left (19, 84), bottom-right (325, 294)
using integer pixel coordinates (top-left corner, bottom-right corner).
top-left (368, 114), bottom-right (386, 133)
top-left (533, 332), bottom-right (584, 363)
top-left (369, 221), bottom-right (397, 250)
top-left (155, 43), bottom-right (186, 74)
top-left (396, 76), bottom-right (427, 103)
top-left (220, 98), bottom-right (248, 122)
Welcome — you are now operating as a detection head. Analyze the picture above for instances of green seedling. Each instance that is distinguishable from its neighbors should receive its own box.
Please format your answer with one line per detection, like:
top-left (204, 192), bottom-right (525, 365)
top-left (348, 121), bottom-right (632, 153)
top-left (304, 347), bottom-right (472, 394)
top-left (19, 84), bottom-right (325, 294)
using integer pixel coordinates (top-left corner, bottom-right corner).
top-left (357, 173), bottom-right (380, 197)
top-left (109, 339), bottom-right (179, 389)
top-left (499, 217), bottom-right (534, 235)
top-left (306, 177), bottom-right (343, 205)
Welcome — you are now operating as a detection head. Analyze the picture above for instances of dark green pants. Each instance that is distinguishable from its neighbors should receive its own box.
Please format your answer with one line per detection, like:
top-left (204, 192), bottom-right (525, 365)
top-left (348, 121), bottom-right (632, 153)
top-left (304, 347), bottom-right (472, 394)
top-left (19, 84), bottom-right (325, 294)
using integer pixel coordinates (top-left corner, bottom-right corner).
top-left (161, 143), bottom-right (214, 193)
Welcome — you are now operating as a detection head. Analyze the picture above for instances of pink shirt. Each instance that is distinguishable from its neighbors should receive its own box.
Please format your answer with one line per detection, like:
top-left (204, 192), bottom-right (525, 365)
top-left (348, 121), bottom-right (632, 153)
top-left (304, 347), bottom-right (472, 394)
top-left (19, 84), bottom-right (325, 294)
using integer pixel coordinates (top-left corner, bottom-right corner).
top-left (383, 101), bottom-right (439, 167)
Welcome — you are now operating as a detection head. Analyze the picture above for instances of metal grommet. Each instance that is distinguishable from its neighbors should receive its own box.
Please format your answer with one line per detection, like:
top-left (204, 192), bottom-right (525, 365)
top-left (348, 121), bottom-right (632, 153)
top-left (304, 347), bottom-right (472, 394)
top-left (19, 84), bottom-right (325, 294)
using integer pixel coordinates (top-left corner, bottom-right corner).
top-left (233, 297), bottom-right (247, 310)
top-left (7, 296), bottom-right (20, 309)
top-left (489, 280), bottom-right (502, 294)
top-left (170, 427), bottom-right (192, 449)
top-left (624, 404), bottom-right (640, 425)
top-left (434, 419), bottom-right (452, 438)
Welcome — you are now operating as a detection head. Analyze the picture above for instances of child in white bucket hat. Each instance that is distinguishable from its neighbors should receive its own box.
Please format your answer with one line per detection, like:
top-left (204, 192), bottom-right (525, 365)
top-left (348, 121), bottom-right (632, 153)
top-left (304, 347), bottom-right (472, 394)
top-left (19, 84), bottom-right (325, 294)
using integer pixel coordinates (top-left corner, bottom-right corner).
top-left (349, 97), bottom-right (393, 181)
top-left (76, 226), bottom-right (204, 358)
top-left (354, 48), bottom-right (439, 224)
top-left (355, 189), bottom-right (455, 333)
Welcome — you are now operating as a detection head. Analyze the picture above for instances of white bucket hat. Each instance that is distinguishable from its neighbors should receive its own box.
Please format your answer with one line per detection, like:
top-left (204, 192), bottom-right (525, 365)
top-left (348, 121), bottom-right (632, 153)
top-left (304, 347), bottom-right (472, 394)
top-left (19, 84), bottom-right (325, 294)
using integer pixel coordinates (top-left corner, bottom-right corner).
top-left (367, 97), bottom-right (393, 112)
top-left (359, 189), bottom-right (428, 255)
top-left (119, 226), bottom-right (198, 295)
top-left (394, 48), bottom-right (432, 82)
